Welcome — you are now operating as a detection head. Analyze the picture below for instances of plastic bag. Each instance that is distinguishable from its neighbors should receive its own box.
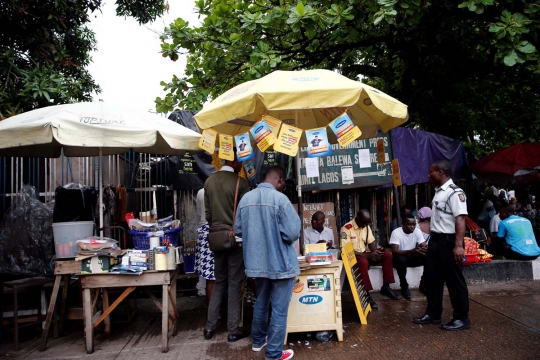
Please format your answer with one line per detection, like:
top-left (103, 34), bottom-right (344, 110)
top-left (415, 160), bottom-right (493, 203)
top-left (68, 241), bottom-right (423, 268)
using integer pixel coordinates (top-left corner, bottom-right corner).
top-left (0, 185), bottom-right (54, 276)
top-left (76, 236), bottom-right (118, 250)
top-left (315, 331), bottom-right (334, 343)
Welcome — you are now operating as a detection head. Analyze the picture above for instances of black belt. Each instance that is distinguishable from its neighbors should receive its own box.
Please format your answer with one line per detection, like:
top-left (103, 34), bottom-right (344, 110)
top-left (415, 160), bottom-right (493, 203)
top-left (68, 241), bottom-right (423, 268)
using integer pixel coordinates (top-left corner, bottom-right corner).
top-left (430, 232), bottom-right (455, 238)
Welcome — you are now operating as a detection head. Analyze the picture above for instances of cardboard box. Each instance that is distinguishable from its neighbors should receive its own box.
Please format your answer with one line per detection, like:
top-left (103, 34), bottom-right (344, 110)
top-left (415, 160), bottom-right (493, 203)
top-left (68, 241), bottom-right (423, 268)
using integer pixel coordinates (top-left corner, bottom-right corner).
top-left (81, 256), bottom-right (111, 274)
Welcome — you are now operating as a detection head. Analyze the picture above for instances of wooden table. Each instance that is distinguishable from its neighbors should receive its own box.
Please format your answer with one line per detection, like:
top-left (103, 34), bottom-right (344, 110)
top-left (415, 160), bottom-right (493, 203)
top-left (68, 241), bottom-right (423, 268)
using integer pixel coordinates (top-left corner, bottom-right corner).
top-left (80, 268), bottom-right (179, 354)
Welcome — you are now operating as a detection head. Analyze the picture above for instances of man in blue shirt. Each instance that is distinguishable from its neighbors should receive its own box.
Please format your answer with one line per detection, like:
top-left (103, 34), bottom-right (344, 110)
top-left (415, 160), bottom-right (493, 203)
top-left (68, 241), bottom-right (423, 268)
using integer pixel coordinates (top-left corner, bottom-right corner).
top-left (488, 204), bottom-right (540, 260)
top-left (234, 165), bottom-right (300, 360)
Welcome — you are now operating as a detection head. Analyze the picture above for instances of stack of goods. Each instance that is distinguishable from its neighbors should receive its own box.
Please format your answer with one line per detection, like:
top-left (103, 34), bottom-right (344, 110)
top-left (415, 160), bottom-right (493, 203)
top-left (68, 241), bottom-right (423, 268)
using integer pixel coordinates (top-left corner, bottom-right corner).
top-left (305, 251), bottom-right (333, 266)
top-left (111, 250), bottom-right (149, 274)
top-left (463, 237), bottom-right (481, 265)
top-left (76, 237), bottom-right (126, 274)
top-left (127, 215), bottom-right (182, 250)
top-left (478, 249), bottom-right (493, 262)
top-left (297, 256), bottom-right (309, 269)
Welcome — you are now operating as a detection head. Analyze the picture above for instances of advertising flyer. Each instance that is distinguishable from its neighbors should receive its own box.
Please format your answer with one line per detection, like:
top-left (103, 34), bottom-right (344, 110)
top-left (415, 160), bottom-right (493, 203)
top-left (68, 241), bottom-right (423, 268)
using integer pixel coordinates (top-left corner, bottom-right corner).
top-left (329, 113), bottom-right (362, 147)
top-left (307, 275), bottom-right (332, 292)
top-left (198, 129), bottom-right (218, 154)
top-left (234, 133), bottom-right (254, 162)
top-left (244, 160), bottom-right (256, 179)
top-left (250, 120), bottom-right (276, 152)
top-left (262, 115), bottom-right (282, 135)
top-left (218, 134), bottom-right (234, 161)
top-left (274, 124), bottom-right (303, 157)
top-left (305, 127), bottom-right (332, 157)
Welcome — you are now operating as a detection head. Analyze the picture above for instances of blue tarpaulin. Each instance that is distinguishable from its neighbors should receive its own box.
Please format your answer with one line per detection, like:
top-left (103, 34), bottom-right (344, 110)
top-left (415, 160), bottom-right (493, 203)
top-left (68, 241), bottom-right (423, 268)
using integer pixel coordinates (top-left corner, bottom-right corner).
top-left (390, 127), bottom-right (469, 186)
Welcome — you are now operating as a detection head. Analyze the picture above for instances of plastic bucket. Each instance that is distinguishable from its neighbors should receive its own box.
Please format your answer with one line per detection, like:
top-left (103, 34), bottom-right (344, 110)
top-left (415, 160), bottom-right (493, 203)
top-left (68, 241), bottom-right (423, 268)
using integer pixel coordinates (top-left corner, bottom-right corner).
top-left (52, 221), bottom-right (94, 258)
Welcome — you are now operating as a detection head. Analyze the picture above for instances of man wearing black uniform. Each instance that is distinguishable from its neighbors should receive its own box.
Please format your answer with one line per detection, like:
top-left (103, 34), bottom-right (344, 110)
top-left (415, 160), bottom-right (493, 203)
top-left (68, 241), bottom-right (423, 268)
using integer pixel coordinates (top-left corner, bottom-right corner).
top-left (413, 160), bottom-right (471, 331)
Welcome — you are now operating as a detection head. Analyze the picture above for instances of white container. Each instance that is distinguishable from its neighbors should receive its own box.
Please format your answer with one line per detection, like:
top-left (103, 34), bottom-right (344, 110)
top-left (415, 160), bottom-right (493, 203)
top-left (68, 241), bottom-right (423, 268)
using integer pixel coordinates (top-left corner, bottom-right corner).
top-left (52, 221), bottom-right (94, 258)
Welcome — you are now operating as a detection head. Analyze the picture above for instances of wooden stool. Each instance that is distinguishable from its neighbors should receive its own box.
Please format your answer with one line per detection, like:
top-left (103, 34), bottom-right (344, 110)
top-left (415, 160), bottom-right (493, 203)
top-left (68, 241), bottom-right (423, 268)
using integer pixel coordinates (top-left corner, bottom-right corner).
top-left (3, 277), bottom-right (53, 351)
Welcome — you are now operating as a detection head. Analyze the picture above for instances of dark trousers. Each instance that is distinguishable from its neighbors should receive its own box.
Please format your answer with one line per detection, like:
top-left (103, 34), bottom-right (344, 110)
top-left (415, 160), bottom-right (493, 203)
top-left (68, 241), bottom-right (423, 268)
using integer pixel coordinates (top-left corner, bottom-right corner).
top-left (424, 233), bottom-right (469, 321)
top-left (487, 238), bottom-right (540, 261)
top-left (392, 252), bottom-right (425, 289)
top-left (206, 246), bottom-right (245, 334)
top-left (355, 251), bottom-right (395, 292)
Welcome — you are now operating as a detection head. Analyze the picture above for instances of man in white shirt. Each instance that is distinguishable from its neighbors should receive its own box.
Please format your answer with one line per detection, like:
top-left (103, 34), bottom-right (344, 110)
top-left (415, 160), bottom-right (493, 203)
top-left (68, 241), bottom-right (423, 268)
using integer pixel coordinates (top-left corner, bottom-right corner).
top-left (390, 215), bottom-right (426, 300)
top-left (303, 211), bottom-right (334, 249)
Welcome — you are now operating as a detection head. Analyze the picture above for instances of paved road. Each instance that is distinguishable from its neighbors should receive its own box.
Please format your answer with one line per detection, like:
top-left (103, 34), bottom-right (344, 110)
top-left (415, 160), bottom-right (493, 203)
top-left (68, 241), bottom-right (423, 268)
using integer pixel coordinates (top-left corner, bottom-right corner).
top-left (2, 281), bottom-right (540, 359)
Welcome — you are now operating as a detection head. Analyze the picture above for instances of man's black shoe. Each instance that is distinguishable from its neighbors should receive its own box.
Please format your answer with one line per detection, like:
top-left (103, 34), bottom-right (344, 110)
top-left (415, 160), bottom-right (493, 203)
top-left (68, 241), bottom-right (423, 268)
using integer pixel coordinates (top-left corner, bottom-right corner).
top-left (412, 314), bottom-right (442, 325)
top-left (367, 294), bottom-right (378, 310)
top-left (440, 318), bottom-right (471, 331)
top-left (401, 287), bottom-right (411, 300)
top-left (203, 328), bottom-right (215, 340)
top-left (227, 329), bottom-right (250, 342)
top-left (380, 285), bottom-right (402, 300)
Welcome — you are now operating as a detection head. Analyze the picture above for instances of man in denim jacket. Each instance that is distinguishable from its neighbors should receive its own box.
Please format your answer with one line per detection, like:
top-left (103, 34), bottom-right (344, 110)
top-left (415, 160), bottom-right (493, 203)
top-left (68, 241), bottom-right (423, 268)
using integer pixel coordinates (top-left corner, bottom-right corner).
top-left (234, 165), bottom-right (300, 360)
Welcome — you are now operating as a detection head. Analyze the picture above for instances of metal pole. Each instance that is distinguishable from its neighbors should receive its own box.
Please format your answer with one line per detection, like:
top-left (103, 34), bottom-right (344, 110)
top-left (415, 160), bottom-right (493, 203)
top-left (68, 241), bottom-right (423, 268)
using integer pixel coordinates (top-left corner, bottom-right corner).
top-left (295, 110), bottom-right (304, 255)
top-left (99, 148), bottom-right (104, 237)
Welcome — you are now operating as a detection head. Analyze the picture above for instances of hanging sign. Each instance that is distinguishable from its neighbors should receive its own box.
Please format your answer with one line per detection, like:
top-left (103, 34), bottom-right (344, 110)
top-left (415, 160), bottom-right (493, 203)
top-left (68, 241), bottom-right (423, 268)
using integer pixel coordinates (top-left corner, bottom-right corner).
top-left (262, 115), bottom-right (282, 135)
top-left (305, 128), bottom-right (332, 157)
top-left (211, 152), bottom-right (222, 170)
top-left (329, 113), bottom-right (362, 147)
top-left (341, 242), bottom-right (371, 324)
top-left (250, 120), bottom-right (276, 152)
top-left (218, 134), bottom-right (234, 161)
top-left (392, 158), bottom-right (402, 186)
top-left (274, 123), bottom-right (303, 157)
top-left (244, 160), bottom-right (256, 179)
top-left (198, 129), bottom-right (218, 154)
top-left (377, 139), bottom-right (385, 164)
top-left (234, 133), bottom-right (254, 162)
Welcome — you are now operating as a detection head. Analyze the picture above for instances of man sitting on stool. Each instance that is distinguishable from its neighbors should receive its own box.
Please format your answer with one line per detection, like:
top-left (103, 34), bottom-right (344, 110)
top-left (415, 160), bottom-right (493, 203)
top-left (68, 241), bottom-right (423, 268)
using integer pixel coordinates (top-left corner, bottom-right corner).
top-left (341, 209), bottom-right (401, 309)
top-left (390, 215), bottom-right (427, 300)
top-left (487, 203), bottom-right (540, 260)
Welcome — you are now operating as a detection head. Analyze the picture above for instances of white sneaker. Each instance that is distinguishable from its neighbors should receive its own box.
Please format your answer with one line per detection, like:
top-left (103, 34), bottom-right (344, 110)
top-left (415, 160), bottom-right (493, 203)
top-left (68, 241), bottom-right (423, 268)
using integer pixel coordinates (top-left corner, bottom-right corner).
top-left (279, 349), bottom-right (294, 360)
top-left (252, 340), bottom-right (267, 352)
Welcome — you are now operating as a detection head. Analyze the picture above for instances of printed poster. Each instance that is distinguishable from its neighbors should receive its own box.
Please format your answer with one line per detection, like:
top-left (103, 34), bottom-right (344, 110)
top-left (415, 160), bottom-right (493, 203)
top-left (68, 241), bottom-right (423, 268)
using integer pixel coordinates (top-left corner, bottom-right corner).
top-left (307, 275), bottom-right (332, 292)
top-left (244, 160), bottom-right (256, 179)
top-left (305, 128), bottom-right (332, 157)
top-left (218, 134), bottom-right (234, 161)
top-left (250, 120), bottom-right (276, 152)
top-left (198, 129), bottom-right (218, 154)
top-left (234, 133), bottom-right (254, 162)
top-left (262, 115), bottom-right (282, 135)
top-left (274, 124), bottom-right (303, 157)
top-left (329, 113), bottom-right (362, 147)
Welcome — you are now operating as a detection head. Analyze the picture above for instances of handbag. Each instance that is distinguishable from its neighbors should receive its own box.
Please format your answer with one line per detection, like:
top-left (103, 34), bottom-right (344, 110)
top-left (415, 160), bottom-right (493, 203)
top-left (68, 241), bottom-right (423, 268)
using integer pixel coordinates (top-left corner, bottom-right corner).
top-left (208, 177), bottom-right (240, 252)
top-left (470, 228), bottom-right (488, 243)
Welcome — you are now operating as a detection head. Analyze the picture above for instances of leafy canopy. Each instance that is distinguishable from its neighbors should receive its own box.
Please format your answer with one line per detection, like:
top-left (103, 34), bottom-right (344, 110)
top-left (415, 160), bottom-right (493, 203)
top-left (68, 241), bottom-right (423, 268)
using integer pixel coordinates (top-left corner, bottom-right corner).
top-left (0, 0), bottom-right (167, 119)
top-left (157, 0), bottom-right (540, 157)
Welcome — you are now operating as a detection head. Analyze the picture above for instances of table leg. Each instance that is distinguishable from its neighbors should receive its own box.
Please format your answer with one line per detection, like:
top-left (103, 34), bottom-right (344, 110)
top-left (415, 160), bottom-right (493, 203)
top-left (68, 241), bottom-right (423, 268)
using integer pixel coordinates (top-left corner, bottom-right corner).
top-left (102, 288), bottom-right (111, 336)
top-left (170, 278), bottom-right (178, 336)
top-left (13, 288), bottom-right (18, 351)
top-left (161, 284), bottom-right (168, 353)
top-left (83, 288), bottom-right (94, 354)
top-left (58, 275), bottom-right (70, 336)
top-left (40, 274), bottom-right (61, 351)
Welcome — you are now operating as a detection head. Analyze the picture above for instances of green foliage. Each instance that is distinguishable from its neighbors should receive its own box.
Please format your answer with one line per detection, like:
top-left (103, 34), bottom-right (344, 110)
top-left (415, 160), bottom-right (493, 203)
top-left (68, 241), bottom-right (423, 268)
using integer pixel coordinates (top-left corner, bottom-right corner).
top-left (0, 0), bottom-right (166, 119)
top-left (157, 0), bottom-right (540, 157)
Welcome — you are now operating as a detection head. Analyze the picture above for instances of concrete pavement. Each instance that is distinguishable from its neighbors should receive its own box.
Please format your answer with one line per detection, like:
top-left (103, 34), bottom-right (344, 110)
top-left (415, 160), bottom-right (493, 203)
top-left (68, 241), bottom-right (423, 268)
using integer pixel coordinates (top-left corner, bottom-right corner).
top-left (2, 280), bottom-right (539, 359)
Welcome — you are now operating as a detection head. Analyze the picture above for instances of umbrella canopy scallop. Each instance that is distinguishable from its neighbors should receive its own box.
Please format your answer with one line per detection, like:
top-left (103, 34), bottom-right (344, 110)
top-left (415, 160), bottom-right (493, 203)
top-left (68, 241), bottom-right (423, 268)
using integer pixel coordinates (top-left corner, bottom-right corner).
top-left (193, 69), bottom-right (408, 141)
top-left (0, 102), bottom-right (201, 158)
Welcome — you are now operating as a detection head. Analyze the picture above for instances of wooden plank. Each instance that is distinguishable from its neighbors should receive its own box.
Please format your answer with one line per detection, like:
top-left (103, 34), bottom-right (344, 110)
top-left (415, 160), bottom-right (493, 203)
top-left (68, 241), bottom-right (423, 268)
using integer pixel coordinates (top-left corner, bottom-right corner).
top-left (83, 289), bottom-right (93, 354)
top-left (161, 284), bottom-right (168, 353)
top-left (58, 275), bottom-right (70, 335)
top-left (92, 287), bottom-right (135, 328)
top-left (102, 288), bottom-right (111, 336)
top-left (80, 272), bottom-right (170, 289)
top-left (143, 288), bottom-right (162, 312)
top-left (54, 260), bottom-right (80, 275)
top-left (39, 275), bottom-right (61, 351)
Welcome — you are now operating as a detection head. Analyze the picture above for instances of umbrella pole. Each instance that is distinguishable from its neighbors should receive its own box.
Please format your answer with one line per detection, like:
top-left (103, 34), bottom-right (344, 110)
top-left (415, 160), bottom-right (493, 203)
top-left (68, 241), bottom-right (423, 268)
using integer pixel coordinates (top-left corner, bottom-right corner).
top-left (295, 110), bottom-right (304, 255)
top-left (99, 148), bottom-right (104, 237)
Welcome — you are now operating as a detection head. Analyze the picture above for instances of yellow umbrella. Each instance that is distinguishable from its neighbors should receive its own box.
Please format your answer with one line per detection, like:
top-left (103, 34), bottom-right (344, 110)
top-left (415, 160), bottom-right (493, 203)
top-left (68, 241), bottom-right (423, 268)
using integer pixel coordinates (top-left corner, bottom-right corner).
top-left (194, 69), bottom-right (408, 141)
top-left (194, 69), bottom-right (408, 254)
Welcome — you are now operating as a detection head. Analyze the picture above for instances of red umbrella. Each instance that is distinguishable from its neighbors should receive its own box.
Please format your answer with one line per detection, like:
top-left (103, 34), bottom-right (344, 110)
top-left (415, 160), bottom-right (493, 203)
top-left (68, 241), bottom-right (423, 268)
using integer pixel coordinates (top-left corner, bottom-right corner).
top-left (470, 143), bottom-right (540, 176)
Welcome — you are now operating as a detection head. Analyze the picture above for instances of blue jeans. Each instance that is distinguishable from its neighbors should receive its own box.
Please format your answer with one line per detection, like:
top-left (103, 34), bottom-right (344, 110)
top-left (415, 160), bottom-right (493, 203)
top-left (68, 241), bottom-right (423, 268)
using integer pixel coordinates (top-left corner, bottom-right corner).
top-left (252, 277), bottom-right (295, 360)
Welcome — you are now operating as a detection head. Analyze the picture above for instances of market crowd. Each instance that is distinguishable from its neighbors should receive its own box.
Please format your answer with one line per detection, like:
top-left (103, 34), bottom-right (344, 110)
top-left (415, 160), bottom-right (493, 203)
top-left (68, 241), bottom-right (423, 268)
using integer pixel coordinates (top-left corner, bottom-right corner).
top-left (194, 155), bottom-right (540, 360)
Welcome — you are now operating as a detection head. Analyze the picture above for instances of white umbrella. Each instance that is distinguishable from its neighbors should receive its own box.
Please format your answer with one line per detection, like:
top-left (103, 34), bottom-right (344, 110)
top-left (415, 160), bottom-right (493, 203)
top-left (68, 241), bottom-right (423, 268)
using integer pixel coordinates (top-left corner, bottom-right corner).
top-left (0, 102), bottom-right (202, 234)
